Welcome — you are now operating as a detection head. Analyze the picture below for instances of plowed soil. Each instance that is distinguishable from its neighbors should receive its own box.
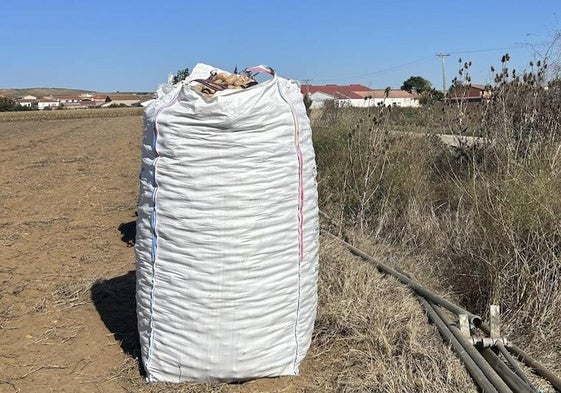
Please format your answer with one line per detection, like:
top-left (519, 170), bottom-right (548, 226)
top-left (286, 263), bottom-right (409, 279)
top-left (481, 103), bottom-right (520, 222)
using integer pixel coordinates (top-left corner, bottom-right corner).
top-left (1, 111), bottom-right (147, 392)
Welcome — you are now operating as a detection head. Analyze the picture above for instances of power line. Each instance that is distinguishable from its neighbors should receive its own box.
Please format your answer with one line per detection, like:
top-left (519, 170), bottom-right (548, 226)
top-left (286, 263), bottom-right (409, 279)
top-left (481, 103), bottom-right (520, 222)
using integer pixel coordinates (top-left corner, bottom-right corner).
top-left (305, 44), bottom-right (526, 85)
top-left (347, 56), bottom-right (434, 78)
top-left (449, 45), bottom-right (521, 55)
top-left (308, 56), bottom-right (433, 83)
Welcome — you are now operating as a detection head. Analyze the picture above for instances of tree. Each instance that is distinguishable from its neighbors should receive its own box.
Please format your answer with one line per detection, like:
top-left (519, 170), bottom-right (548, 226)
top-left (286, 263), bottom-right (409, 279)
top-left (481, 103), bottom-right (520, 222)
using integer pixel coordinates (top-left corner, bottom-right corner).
top-left (0, 97), bottom-right (28, 112)
top-left (419, 88), bottom-right (444, 105)
top-left (172, 68), bottom-right (190, 84)
top-left (0, 97), bottom-right (16, 111)
top-left (401, 76), bottom-right (432, 94)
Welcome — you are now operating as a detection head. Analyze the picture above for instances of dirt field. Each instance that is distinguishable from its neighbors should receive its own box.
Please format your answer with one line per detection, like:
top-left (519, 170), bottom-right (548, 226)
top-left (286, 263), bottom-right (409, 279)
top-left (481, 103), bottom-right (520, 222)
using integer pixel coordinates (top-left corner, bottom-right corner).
top-left (0, 110), bottom-right (480, 392)
top-left (0, 111), bottom-right (145, 392)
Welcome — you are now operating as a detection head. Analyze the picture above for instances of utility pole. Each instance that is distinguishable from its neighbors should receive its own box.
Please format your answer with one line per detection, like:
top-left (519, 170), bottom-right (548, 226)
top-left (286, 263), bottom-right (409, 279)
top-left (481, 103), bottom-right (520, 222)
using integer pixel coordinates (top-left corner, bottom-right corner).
top-left (436, 53), bottom-right (450, 98)
top-left (303, 79), bottom-right (311, 95)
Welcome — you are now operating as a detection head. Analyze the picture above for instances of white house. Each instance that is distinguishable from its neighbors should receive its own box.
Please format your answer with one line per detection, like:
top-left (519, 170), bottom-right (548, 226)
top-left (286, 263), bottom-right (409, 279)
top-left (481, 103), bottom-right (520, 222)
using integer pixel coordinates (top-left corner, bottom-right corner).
top-left (308, 91), bottom-right (335, 109)
top-left (302, 84), bottom-right (375, 108)
top-left (302, 84), bottom-right (420, 108)
top-left (101, 94), bottom-right (151, 107)
top-left (18, 99), bottom-right (36, 108)
top-left (354, 90), bottom-right (420, 108)
top-left (37, 98), bottom-right (60, 110)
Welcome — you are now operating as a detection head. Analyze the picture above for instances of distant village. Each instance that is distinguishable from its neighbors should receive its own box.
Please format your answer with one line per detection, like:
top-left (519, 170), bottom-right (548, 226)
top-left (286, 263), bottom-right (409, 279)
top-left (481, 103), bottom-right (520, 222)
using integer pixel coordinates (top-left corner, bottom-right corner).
top-left (13, 92), bottom-right (155, 110)
top-left (300, 83), bottom-right (490, 109)
top-left (302, 84), bottom-right (420, 108)
top-left (2, 82), bottom-right (490, 111)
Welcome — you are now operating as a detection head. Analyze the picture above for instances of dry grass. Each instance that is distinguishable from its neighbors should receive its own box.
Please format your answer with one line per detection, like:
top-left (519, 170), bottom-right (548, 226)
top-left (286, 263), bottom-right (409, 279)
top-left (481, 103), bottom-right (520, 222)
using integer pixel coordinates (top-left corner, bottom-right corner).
top-left (313, 55), bottom-right (561, 380)
top-left (305, 236), bottom-right (476, 393)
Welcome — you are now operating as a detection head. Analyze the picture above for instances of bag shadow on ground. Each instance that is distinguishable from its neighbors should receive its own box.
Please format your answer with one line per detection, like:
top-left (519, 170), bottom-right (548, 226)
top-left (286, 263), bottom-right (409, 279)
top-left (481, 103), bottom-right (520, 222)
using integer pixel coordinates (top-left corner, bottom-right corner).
top-left (91, 270), bottom-right (145, 375)
top-left (118, 220), bottom-right (136, 246)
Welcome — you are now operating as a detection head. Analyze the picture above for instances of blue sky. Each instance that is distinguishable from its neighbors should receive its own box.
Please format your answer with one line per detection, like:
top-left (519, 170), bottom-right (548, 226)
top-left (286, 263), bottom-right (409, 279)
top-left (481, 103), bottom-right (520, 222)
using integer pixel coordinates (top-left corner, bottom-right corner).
top-left (2, 0), bottom-right (560, 92)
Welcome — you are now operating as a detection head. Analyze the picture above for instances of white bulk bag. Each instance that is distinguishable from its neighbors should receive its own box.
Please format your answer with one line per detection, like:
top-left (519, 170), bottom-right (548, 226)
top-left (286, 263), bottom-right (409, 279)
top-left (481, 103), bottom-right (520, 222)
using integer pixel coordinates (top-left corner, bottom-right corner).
top-left (135, 63), bottom-right (319, 383)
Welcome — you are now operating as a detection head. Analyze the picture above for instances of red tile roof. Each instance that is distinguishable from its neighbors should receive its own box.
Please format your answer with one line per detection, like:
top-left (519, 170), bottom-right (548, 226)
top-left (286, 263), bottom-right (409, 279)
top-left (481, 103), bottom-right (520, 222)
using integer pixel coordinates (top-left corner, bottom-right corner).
top-left (301, 84), bottom-right (373, 99)
top-left (449, 84), bottom-right (490, 99)
top-left (56, 95), bottom-right (83, 100)
top-left (301, 84), bottom-right (421, 100)
top-left (355, 90), bottom-right (417, 99)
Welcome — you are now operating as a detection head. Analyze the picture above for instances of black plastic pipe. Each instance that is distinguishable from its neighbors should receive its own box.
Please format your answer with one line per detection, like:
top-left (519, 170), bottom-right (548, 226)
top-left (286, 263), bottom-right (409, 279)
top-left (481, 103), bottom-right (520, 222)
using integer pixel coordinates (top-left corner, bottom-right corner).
top-left (324, 229), bottom-right (560, 392)
top-left (495, 342), bottom-right (538, 392)
top-left (417, 296), bottom-right (499, 393)
top-left (480, 348), bottom-right (535, 393)
top-left (324, 232), bottom-right (482, 325)
top-left (506, 343), bottom-right (561, 392)
top-left (480, 322), bottom-right (561, 392)
top-left (429, 301), bottom-right (513, 393)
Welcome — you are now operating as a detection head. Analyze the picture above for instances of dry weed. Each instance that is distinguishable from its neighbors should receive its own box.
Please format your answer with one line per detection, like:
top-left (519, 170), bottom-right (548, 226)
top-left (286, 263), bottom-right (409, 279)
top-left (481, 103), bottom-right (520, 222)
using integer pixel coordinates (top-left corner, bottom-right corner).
top-left (53, 278), bottom-right (96, 309)
top-left (313, 55), bottom-right (561, 377)
top-left (308, 236), bottom-right (476, 392)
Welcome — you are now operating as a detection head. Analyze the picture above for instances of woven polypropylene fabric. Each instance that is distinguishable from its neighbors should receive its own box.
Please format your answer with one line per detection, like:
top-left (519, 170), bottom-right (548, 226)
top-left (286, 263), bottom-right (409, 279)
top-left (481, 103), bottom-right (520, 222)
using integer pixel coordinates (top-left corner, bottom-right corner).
top-left (135, 63), bottom-right (319, 383)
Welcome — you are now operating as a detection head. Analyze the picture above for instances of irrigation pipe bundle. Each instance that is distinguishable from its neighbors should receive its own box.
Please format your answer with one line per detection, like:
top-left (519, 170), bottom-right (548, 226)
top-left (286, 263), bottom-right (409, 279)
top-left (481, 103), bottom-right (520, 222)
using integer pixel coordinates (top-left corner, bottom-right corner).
top-left (320, 213), bottom-right (561, 393)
